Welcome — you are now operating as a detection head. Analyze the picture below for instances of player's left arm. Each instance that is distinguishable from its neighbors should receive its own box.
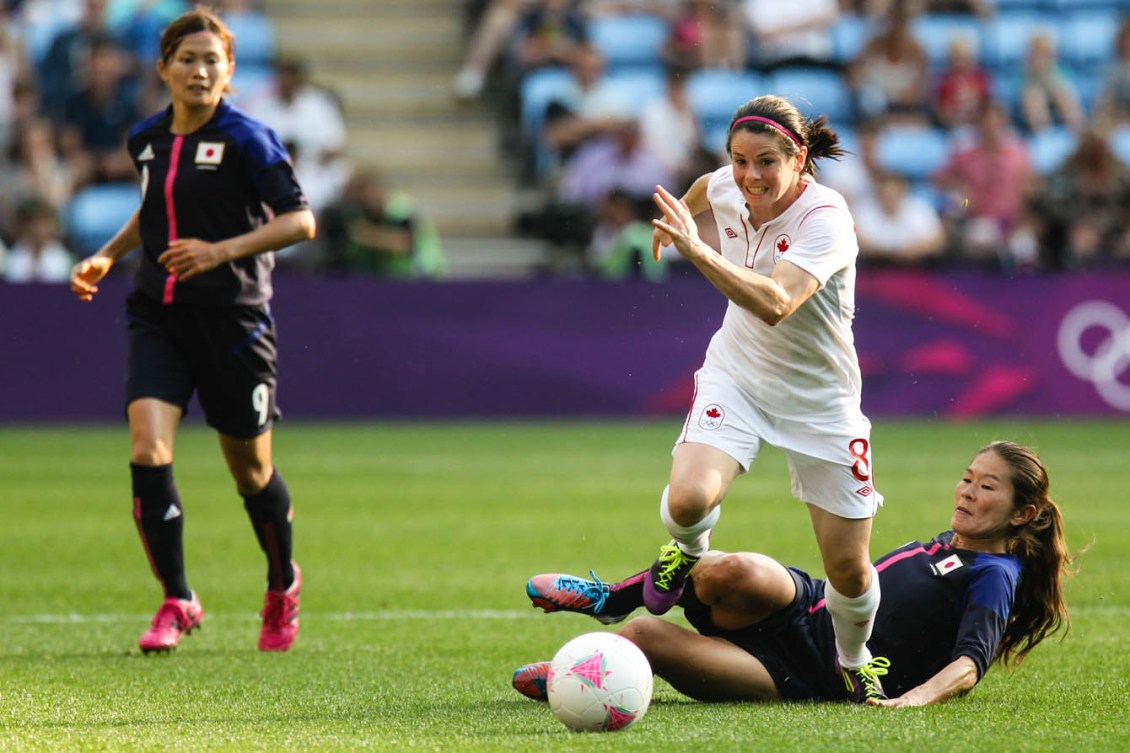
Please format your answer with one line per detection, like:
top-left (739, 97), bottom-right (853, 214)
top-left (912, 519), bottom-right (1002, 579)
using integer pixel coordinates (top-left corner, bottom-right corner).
top-left (866, 656), bottom-right (979, 708)
top-left (159, 209), bottom-right (317, 281)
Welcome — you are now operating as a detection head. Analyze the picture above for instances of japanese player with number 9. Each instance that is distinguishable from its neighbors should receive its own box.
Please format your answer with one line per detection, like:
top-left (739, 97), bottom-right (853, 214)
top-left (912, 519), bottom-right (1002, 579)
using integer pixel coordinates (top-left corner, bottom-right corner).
top-left (68, 8), bottom-right (315, 654)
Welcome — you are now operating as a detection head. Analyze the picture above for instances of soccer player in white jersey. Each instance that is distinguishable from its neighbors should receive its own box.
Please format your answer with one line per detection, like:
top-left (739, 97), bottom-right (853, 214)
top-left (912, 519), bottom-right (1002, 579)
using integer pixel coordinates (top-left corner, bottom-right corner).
top-left (532, 94), bottom-right (888, 701)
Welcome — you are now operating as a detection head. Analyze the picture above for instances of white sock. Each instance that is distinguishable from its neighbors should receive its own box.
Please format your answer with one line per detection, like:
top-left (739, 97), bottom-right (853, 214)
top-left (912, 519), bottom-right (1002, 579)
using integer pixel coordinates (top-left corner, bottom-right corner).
top-left (824, 565), bottom-right (880, 669)
top-left (659, 485), bottom-right (719, 558)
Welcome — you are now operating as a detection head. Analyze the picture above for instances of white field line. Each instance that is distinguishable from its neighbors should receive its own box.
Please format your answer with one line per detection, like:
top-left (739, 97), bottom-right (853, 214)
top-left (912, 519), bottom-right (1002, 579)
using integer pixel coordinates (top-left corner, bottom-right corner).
top-left (2, 609), bottom-right (537, 625)
top-left (2, 605), bottom-right (1127, 625)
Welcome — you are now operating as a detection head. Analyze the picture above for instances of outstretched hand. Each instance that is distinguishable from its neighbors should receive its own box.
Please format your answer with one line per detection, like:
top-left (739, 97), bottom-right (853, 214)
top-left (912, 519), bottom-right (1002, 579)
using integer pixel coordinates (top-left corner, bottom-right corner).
top-left (70, 256), bottom-right (114, 301)
top-left (651, 184), bottom-right (701, 262)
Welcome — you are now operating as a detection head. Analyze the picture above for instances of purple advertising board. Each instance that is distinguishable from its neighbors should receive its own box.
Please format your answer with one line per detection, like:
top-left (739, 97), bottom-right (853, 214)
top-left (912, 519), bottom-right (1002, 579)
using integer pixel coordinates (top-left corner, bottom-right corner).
top-left (2, 269), bottom-right (1128, 421)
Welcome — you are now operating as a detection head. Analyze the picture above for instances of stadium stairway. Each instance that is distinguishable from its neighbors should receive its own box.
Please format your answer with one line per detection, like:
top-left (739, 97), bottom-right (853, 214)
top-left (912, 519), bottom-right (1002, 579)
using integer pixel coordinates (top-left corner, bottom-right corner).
top-left (261, 0), bottom-right (550, 277)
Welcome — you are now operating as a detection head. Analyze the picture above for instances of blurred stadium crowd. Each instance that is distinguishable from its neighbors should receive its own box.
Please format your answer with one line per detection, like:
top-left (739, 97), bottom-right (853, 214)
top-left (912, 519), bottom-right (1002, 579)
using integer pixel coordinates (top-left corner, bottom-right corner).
top-left (469, 0), bottom-right (1130, 277)
top-left (4, 0), bottom-right (1130, 284)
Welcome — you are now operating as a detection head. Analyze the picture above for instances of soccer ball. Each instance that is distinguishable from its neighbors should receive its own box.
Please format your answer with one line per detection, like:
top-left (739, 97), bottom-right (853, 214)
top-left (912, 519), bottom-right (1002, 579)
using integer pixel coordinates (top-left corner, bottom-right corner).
top-left (547, 631), bottom-right (653, 732)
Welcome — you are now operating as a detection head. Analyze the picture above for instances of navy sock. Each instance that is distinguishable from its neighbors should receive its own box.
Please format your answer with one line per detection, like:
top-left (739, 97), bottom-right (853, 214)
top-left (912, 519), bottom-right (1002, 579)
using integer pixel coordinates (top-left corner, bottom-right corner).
top-left (605, 570), bottom-right (647, 615)
top-left (131, 462), bottom-right (191, 600)
top-left (242, 469), bottom-right (295, 591)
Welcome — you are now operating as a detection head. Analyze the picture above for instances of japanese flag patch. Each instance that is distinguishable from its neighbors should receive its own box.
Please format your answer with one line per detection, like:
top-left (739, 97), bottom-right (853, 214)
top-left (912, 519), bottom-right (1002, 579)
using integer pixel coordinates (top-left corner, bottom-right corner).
top-left (933, 554), bottom-right (964, 576)
top-left (195, 141), bottom-right (225, 165)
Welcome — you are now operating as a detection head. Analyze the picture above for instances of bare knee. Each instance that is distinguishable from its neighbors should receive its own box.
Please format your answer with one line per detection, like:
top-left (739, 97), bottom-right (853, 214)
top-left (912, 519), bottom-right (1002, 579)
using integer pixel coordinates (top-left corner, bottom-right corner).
top-left (824, 557), bottom-right (872, 598)
top-left (130, 438), bottom-right (173, 466)
top-left (691, 553), bottom-right (756, 605)
top-left (230, 461), bottom-right (272, 496)
top-left (617, 616), bottom-right (667, 656)
top-left (666, 484), bottom-right (719, 528)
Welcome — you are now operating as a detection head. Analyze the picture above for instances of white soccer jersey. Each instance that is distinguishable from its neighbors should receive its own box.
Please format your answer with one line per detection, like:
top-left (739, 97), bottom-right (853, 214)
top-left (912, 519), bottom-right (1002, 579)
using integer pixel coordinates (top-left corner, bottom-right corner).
top-left (701, 164), bottom-right (864, 424)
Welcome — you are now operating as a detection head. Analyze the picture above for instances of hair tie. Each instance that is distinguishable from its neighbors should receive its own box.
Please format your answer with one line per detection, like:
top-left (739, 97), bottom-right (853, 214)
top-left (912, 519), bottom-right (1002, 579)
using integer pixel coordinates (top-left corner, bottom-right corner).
top-left (731, 115), bottom-right (803, 148)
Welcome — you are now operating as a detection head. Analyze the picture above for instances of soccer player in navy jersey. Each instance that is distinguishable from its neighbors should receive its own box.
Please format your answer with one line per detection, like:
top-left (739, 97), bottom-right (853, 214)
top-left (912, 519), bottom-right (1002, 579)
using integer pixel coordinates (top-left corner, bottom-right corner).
top-left (69, 8), bottom-right (316, 653)
top-left (518, 441), bottom-right (1076, 706)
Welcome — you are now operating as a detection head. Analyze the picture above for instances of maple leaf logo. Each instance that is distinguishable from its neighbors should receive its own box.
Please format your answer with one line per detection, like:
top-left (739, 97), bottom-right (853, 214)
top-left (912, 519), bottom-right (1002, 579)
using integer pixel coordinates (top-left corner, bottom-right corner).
top-left (699, 404), bottom-right (725, 430)
top-left (777, 237), bottom-right (789, 253)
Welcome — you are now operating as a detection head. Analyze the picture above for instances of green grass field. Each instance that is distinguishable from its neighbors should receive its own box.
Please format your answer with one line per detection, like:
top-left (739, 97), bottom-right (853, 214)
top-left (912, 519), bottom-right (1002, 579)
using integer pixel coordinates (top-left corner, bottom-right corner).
top-left (1, 419), bottom-right (1126, 751)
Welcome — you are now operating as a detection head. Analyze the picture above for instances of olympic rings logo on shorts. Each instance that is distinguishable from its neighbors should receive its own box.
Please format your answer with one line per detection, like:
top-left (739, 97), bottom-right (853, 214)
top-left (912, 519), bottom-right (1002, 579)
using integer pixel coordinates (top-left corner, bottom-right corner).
top-left (699, 404), bottom-right (726, 430)
top-left (1056, 300), bottom-right (1130, 412)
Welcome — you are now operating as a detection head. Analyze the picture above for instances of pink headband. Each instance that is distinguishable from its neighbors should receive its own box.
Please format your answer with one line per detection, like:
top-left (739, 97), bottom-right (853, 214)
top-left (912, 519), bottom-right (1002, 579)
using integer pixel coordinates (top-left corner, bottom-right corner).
top-left (731, 116), bottom-right (803, 148)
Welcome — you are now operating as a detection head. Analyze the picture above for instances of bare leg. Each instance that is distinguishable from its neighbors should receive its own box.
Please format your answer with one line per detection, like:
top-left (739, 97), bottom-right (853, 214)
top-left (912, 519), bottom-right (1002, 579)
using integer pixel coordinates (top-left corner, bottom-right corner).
top-left (619, 616), bottom-right (781, 702)
top-left (808, 504), bottom-right (878, 668)
top-left (691, 551), bottom-right (798, 630)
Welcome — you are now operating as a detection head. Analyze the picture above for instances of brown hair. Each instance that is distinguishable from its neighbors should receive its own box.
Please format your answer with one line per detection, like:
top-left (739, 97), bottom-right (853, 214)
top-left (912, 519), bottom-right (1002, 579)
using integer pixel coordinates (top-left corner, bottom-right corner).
top-left (726, 95), bottom-right (846, 175)
top-left (159, 6), bottom-right (235, 64)
top-left (978, 441), bottom-right (1077, 667)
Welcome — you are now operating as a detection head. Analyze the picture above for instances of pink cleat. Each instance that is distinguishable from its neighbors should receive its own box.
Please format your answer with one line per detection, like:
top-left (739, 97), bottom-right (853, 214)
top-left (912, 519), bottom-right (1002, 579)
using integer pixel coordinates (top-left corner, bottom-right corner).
top-left (259, 562), bottom-right (301, 652)
top-left (138, 593), bottom-right (204, 653)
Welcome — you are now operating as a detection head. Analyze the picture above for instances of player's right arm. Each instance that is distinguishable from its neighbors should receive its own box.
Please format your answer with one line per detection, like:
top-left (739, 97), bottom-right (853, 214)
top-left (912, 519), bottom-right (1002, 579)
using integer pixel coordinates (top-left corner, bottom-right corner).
top-left (70, 210), bottom-right (142, 301)
top-left (651, 172), bottom-right (712, 261)
top-left (866, 656), bottom-right (979, 708)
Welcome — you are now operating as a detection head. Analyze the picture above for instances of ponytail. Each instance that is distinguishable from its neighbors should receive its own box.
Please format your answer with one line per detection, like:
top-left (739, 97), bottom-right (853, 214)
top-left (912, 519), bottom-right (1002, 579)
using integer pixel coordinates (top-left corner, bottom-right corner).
top-left (982, 441), bottom-right (1078, 667)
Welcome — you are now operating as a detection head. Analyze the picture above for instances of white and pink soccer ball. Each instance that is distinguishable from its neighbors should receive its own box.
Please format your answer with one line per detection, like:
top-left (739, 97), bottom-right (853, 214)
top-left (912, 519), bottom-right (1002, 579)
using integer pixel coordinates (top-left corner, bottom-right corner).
top-left (547, 632), bottom-right (653, 732)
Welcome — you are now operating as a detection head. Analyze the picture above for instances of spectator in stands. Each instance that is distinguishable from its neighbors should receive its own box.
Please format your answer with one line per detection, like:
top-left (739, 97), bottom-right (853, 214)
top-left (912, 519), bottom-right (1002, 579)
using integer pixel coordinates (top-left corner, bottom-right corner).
top-left (1093, 16), bottom-right (1130, 129)
top-left (638, 63), bottom-right (703, 191)
top-left (819, 116), bottom-right (883, 209)
top-left (58, 34), bottom-right (140, 186)
top-left (847, 0), bottom-right (930, 124)
top-left (453, 0), bottom-right (523, 100)
top-left (557, 118), bottom-right (673, 214)
top-left (522, 116), bottom-right (671, 257)
top-left (0, 5), bottom-right (31, 153)
top-left (511, 0), bottom-right (589, 77)
top-left (542, 42), bottom-right (635, 161)
top-left (933, 99), bottom-right (1035, 270)
top-left (853, 170), bottom-right (946, 267)
top-left (1029, 129), bottom-right (1130, 269)
top-left (741, 0), bottom-right (840, 73)
top-left (2, 195), bottom-right (73, 283)
top-left (586, 187), bottom-right (668, 280)
top-left (320, 169), bottom-right (447, 279)
top-left (1018, 32), bottom-right (1084, 135)
top-left (931, 34), bottom-right (993, 132)
top-left (858, 0), bottom-right (991, 17)
top-left (0, 117), bottom-right (77, 239)
top-left (37, 0), bottom-right (123, 121)
top-left (663, 0), bottom-right (745, 72)
top-left (453, 0), bottom-right (588, 100)
top-left (245, 56), bottom-right (348, 215)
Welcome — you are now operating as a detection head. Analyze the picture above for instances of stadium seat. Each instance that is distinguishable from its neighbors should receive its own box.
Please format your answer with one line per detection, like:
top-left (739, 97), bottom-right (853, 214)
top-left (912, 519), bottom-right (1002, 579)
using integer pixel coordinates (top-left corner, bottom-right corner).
top-left (1060, 10), bottom-right (1120, 70)
top-left (993, 0), bottom-right (1054, 9)
top-left (831, 14), bottom-right (871, 65)
top-left (223, 10), bottom-right (276, 66)
top-left (588, 14), bottom-right (670, 70)
top-left (64, 183), bottom-right (140, 255)
top-left (1109, 125), bottom-right (1130, 165)
top-left (229, 63), bottom-right (276, 107)
top-left (764, 67), bottom-right (854, 123)
top-left (688, 69), bottom-right (765, 133)
top-left (519, 66), bottom-right (574, 142)
top-left (874, 124), bottom-right (951, 180)
top-left (1028, 126), bottom-right (1078, 174)
top-left (910, 14), bottom-right (985, 68)
top-left (982, 11), bottom-right (1062, 71)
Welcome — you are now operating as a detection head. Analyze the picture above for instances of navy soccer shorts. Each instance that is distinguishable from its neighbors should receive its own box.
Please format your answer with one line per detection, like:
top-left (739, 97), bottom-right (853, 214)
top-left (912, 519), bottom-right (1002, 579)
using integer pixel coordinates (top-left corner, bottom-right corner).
top-left (125, 290), bottom-right (281, 439)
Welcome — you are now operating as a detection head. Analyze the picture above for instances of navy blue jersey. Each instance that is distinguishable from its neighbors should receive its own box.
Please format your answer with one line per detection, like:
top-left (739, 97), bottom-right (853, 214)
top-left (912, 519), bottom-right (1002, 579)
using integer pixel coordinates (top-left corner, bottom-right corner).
top-left (859, 531), bottom-right (1021, 695)
top-left (687, 531), bottom-right (1021, 700)
top-left (126, 99), bottom-right (308, 306)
